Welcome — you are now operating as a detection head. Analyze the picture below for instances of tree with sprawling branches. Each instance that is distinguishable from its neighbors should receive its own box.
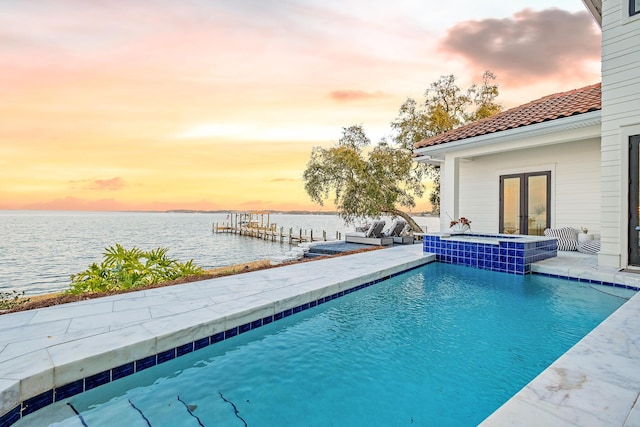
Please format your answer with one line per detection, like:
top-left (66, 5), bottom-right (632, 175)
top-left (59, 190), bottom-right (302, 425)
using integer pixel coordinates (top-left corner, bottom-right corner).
top-left (303, 71), bottom-right (502, 232)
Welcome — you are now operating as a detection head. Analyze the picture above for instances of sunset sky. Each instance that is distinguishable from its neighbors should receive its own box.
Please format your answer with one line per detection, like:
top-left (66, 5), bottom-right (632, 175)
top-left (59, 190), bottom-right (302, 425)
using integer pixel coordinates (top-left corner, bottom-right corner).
top-left (0, 0), bottom-right (601, 212)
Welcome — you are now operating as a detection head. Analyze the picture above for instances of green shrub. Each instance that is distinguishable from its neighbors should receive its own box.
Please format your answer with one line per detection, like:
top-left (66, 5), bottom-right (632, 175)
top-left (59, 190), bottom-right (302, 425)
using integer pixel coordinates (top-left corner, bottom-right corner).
top-left (68, 244), bottom-right (205, 295)
top-left (0, 290), bottom-right (30, 311)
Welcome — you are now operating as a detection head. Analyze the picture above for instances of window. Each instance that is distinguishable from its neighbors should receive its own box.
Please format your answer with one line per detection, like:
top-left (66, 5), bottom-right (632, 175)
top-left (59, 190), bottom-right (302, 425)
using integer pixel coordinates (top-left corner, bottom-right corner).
top-left (631, 0), bottom-right (640, 16)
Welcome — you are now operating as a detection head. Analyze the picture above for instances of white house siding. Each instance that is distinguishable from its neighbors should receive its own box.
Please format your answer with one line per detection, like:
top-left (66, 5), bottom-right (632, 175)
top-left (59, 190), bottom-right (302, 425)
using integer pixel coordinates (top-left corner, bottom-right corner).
top-left (452, 139), bottom-right (601, 235)
top-left (599, 0), bottom-right (640, 267)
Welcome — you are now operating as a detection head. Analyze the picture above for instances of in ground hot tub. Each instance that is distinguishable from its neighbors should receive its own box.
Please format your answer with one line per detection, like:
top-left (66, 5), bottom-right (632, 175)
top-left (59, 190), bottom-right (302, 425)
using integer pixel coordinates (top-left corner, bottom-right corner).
top-left (422, 232), bottom-right (557, 275)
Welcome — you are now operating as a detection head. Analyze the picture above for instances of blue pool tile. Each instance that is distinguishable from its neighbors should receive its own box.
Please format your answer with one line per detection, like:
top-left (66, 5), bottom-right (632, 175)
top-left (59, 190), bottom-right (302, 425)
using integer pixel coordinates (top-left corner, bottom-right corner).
top-left (55, 379), bottom-right (84, 401)
top-left (0, 406), bottom-right (20, 427)
top-left (283, 308), bottom-right (293, 317)
top-left (309, 300), bottom-right (317, 307)
top-left (292, 305), bottom-right (302, 314)
top-left (251, 319), bottom-right (263, 329)
top-left (157, 349), bottom-right (176, 364)
top-left (224, 327), bottom-right (238, 339)
top-left (262, 315), bottom-right (274, 324)
top-left (177, 342), bottom-right (194, 356)
top-left (135, 355), bottom-right (157, 372)
top-left (238, 323), bottom-right (251, 334)
top-left (85, 370), bottom-right (110, 391)
top-left (211, 332), bottom-right (225, 343)
top-left (274, 311), bottom-right (284, 320)
top-left (22, 390), bottom-right (53, 416)
top-left (112, 362), bottom-right (134, 380)
top-left (194, 337), bottom-right (210, 350)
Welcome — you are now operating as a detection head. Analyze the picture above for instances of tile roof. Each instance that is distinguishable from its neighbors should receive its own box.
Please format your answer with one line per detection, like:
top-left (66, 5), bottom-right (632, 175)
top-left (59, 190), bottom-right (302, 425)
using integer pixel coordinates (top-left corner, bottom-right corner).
top-left (414, 83), bottom-right (601, 149)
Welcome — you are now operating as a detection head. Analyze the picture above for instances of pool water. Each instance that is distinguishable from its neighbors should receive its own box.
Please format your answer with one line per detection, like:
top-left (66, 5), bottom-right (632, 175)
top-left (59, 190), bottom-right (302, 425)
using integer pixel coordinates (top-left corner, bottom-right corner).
top-left (29, 263), bottom-right (633, 426)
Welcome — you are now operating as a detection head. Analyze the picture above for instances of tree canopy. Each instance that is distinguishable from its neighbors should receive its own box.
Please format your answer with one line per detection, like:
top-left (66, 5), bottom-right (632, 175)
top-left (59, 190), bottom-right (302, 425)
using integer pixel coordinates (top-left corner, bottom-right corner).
top-left (303, 71), bottom-right (502, 232)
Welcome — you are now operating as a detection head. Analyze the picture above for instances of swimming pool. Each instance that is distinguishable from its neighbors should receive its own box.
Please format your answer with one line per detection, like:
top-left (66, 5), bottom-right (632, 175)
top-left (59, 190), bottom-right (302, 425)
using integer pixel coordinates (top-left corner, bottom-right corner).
top-left (18, 263), bottom-right (633, 426)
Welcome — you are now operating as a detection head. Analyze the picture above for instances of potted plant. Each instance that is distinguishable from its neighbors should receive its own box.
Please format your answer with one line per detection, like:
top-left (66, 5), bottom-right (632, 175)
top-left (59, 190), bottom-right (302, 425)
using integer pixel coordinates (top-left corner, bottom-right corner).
top-left (449, 217), bottom-right (471, 233)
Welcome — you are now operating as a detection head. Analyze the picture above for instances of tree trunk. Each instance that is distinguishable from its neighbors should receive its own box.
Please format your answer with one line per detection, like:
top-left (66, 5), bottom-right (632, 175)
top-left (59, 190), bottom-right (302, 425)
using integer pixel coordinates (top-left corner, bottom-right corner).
top-left (386, 210), bottom-right (424, 233)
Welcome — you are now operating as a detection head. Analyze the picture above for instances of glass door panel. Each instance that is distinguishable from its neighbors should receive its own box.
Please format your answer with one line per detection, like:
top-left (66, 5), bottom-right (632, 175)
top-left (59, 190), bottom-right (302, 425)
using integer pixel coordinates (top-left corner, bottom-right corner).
top-left (629, 135), bottom-right (640, 266)
top-left (527, 174), bottom-right (548, 236)
top-left (501, 177), bottom-right (521, 234)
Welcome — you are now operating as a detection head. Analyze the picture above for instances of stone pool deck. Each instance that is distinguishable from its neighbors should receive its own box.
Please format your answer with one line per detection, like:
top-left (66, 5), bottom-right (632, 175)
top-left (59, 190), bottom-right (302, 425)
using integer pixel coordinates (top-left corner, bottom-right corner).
top-left (1, 246), bottom-right (640, 426)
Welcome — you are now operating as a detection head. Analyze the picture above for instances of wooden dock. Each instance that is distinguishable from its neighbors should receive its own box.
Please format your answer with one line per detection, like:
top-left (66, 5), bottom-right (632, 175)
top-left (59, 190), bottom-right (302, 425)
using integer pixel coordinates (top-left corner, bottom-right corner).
top-left (213, 211), bottom-right (342, 244)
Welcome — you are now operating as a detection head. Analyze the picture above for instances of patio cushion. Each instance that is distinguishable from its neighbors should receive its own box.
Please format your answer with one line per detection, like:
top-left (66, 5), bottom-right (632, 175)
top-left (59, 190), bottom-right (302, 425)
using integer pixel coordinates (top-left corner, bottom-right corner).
top-left (544, 227), bottom-right (578, 251)
top-left (577, 239), bottom-right (600, 255)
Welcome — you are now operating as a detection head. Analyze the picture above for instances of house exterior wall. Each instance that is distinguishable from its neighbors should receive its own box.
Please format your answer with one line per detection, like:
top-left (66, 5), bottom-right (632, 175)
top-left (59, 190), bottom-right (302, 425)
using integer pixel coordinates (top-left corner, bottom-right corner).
top-left (448, 139), bottom-right (601, 235)
top-left (599, 0), bottom-right (640, 267)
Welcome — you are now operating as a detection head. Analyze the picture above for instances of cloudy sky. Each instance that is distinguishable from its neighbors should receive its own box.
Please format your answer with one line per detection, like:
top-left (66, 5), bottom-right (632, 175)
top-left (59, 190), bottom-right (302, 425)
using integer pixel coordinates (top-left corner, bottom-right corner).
top-left (0, 0), bottom-right (600, 212)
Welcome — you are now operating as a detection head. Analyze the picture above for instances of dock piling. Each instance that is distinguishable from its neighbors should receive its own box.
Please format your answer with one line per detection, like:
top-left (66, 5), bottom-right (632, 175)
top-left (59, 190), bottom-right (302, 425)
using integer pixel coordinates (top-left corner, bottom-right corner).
top-left (213, 212), bottom-right (339, 245)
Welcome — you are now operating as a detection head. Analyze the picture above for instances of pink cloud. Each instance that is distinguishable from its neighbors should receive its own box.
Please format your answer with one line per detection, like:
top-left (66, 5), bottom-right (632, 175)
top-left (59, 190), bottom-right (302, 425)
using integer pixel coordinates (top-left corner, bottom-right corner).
top-left (8, 197), bottom-right (226, 212)
top-left (329, 90), bottom-right (385, 102)
top-left (69, 177), bottom-right (126, 191)
top-left (439, 8), bottom-right (601, 87)
top-left (20, 197), bottom-right (129, 211)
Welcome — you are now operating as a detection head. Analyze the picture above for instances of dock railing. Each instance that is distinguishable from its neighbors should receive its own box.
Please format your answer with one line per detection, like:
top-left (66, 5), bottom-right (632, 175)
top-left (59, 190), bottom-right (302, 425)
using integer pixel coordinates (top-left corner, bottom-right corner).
top-left (213, 212), bottom-right (341, 244)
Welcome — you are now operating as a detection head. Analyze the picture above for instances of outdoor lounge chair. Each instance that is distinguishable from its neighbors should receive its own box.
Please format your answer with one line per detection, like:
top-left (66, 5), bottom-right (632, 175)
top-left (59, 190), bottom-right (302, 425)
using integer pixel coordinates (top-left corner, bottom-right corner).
top-left (383, 219), bottom-right (414, 244)
top-left (383, 219), bottom-right (407, 237)
top-left (345, 220), bottom-right (393, 245)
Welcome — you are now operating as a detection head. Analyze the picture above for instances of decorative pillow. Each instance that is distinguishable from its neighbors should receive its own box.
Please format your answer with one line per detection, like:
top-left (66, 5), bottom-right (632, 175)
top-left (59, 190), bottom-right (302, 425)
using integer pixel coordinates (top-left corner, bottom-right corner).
top-left (577, 239), bottom-right (600, 255)
top-left (544, 227), bottom-right (578, 251)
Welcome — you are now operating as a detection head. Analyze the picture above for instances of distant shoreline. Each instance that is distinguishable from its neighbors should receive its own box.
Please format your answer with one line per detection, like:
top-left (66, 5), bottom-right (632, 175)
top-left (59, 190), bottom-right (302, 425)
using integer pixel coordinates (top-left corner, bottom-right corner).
top-left (0, 209), bottom-right (437, 216)
top-left (164, 209), bottom-right (438, 216)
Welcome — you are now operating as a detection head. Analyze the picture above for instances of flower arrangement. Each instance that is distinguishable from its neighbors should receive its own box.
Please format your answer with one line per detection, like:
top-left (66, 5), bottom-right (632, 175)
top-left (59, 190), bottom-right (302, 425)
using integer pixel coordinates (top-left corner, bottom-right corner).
top-left (448, 216), bottom-right (471, 233)
top-left (449, 217), bottom-right (471, 228)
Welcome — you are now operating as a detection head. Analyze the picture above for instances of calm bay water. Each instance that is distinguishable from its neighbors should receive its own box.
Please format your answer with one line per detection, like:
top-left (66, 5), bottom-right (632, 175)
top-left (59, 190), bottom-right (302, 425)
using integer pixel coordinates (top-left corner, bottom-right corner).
top-left (0, 211), bottom-right (439, 296)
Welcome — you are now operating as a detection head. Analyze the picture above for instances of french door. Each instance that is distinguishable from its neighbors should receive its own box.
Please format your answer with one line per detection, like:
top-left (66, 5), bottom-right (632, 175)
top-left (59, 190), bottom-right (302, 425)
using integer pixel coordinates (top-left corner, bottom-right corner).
top-left (499, 171), bottom-right (551, 235)
top-left (629, 135), bottom-right (640, 265)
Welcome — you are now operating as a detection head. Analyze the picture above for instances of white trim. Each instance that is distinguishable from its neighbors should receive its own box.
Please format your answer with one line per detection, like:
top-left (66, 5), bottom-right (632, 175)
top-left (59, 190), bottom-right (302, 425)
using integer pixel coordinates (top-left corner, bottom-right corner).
top-left (621, 123), bottom-right (640, 267)
top-left (622, 0), bottom-right (640, 24)
top-left (495, 163), bottom-right (557, 230)
top-left (414, 111), bottom-right (601, 161)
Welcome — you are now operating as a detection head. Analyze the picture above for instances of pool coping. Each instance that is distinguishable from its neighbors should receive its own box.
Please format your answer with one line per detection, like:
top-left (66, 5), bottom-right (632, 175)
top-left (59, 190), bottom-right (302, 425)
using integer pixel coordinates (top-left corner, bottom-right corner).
top-left (0, 245), bottom-right (433, 426)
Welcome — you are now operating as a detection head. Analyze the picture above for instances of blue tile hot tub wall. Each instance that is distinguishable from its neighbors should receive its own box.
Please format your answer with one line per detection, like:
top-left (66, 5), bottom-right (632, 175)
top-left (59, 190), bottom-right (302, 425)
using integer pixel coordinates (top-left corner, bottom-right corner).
top-left (423, 234), bottom-right (557, 275)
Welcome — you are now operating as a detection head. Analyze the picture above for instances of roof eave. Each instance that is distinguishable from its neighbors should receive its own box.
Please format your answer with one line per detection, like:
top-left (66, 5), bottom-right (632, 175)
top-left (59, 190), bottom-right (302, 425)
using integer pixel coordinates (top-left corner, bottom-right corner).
top-left (413, 110), bottom-right (601, 162)
top-left (582, 0), bottom-right (602, 28)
